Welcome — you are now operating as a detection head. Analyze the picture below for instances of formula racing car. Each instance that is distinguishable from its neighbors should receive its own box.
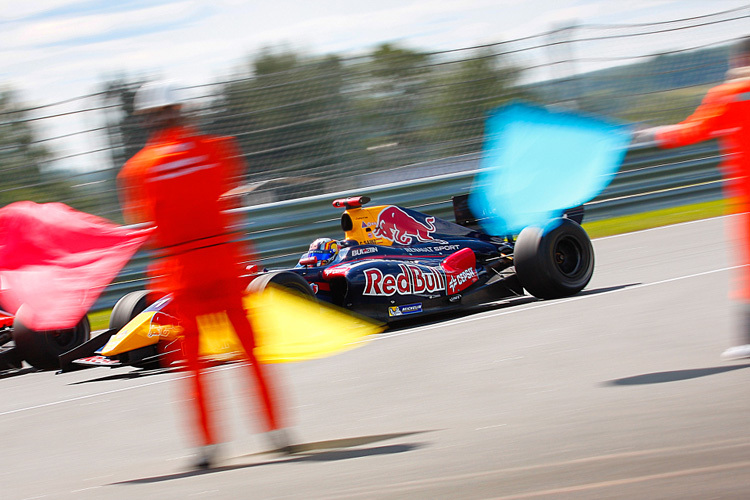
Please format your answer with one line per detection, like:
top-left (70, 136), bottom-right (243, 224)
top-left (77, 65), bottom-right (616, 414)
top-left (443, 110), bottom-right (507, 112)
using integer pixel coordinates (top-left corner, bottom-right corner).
top-left (61, 195), bottom-right (594, 371)
top-left (281, 195), bottom-right (592, 322)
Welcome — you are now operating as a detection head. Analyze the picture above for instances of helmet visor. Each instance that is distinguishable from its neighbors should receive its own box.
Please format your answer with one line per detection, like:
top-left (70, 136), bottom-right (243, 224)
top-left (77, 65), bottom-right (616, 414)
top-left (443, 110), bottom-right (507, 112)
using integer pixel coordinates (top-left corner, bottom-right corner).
top-left (308, 250), bottom-right (335, 262)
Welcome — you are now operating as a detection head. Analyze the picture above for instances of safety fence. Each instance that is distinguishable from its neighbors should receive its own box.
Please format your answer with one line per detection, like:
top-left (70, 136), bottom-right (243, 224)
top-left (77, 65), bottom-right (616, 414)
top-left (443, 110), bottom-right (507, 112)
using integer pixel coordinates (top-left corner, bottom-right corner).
top-left (2, 6), bottom-right (748, 221)
top-left (94, 140), bottom-right (724, 310)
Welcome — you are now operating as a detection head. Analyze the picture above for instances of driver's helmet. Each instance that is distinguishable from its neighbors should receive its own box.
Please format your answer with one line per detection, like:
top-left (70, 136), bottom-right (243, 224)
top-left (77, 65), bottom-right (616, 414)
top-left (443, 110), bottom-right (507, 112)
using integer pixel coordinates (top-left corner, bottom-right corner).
top-left (305, 238), bottom-right (339, 266)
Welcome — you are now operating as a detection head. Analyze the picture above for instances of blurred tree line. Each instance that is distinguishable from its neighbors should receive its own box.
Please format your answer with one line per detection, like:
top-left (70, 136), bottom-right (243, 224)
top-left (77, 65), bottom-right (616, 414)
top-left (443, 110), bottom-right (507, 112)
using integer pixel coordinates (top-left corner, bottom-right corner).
top-left (100, 42), bottom-right (729, 201)
top-left (534, 45), bottom-right (730, 125)
top-left (100, 43), bottom-right (527, 198)
top-left (1, 40), bottom-right (731, 213)
top-left (0, 90), bottom-right (78, 207)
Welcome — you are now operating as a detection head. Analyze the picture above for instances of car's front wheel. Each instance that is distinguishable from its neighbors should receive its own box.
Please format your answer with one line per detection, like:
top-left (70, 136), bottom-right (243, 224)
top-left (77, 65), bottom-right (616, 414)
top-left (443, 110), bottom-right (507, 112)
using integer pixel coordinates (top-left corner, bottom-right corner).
top-left (109, 290), bottom-right (154, 331)
top-left (246, 271), bottom-right (315, 298)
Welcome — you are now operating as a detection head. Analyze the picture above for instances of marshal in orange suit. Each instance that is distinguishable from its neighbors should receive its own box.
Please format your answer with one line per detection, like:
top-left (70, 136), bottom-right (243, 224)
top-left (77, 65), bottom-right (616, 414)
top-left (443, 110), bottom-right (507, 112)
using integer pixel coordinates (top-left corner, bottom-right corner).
top-left (636, 37), bottom-right (750, 360)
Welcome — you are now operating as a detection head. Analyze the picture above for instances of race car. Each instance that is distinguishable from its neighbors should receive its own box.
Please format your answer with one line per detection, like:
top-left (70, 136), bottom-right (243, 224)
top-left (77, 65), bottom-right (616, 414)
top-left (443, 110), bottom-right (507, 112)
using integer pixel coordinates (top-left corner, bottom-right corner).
top-left (60, 195), bottom-right (594, 371)
top-left (280, 195), bottom-right (592, 322)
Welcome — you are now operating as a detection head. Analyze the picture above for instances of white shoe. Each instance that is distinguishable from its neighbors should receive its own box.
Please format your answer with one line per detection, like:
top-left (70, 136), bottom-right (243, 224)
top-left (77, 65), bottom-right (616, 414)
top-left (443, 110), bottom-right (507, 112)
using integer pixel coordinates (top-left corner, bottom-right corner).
top-left (721, 344), bottom-right (750, 360)
top-left (193, 443), bottom-right (221, 470)
top-left (265, 428), bottom-right (298, 455)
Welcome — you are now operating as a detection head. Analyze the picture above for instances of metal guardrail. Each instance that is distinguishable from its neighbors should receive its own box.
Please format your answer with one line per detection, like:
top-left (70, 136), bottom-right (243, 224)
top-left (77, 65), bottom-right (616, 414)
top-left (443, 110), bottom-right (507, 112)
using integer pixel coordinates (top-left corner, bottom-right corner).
top-left (94, 142), bottom-right (723, 310)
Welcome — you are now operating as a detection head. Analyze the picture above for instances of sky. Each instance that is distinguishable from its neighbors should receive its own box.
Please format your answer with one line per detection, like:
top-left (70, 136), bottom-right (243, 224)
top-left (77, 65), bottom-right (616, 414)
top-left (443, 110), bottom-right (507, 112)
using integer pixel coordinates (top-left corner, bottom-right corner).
top-left (1, 0), bottom-right (749, 171)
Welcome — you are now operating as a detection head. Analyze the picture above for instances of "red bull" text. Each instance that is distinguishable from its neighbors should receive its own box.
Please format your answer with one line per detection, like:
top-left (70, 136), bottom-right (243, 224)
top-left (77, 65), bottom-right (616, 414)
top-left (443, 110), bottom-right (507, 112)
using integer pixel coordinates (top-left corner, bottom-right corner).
top-left (363, 264), bottom-right (446, 296)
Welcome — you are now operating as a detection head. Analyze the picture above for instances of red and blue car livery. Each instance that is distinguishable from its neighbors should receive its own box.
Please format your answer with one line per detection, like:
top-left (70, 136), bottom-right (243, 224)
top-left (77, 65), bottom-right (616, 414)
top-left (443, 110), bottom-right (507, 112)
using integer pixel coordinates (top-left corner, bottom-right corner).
top-left (264, 195), bottom-right (594, 323)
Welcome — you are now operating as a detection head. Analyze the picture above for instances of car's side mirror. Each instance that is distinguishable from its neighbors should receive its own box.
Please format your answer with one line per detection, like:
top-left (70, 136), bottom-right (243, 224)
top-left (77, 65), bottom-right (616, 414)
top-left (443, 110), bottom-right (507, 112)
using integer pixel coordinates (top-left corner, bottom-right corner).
top-left (299, 256), bottom-right (317, 267)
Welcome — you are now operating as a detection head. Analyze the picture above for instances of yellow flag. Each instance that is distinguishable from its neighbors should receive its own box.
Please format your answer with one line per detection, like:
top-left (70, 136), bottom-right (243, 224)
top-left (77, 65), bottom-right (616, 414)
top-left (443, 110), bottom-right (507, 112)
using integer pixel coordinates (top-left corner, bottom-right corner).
top-left (247, 286), bottom-right (383, 363)
top-left (195, 286), bottom-right (383, 363)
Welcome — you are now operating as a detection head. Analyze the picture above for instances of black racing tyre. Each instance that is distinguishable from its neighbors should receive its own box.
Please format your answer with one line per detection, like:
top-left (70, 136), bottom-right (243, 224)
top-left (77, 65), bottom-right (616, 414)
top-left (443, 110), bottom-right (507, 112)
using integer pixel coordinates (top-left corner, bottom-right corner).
top-left (514, 218), bottom-right (594, 300)
top-left (246, 271), bottom-right (314, 298)
top-left (12, 308), bottom-right (91, 370)
top-left (109, 290), bottom-right (153, 331)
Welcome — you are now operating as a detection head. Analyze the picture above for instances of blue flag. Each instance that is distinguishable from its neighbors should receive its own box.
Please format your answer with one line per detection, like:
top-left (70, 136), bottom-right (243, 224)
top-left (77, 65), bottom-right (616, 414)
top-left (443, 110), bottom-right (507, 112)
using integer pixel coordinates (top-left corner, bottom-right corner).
top-left (469, 102), bottom-right (632, 236)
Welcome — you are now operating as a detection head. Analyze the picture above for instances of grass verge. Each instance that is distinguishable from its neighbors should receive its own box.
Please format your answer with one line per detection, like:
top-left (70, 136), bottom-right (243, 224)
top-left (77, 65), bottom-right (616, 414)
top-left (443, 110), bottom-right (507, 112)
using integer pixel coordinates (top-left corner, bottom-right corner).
top-left (88, 309), bottom-right (112, 331)
top-left (582, 199), bottom-right (727, 239)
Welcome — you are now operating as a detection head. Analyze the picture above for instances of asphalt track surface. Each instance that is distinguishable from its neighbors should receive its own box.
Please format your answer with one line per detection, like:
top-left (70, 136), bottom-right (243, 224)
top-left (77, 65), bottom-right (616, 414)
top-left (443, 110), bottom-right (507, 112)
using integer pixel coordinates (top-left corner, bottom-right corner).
top-left (2, 216), bottom-right (750, 500)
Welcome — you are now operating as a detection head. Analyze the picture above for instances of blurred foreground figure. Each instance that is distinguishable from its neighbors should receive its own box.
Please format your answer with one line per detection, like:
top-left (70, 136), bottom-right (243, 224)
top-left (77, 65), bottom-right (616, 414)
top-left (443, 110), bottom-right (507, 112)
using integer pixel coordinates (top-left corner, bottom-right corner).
top-left (636, 37), bottom-right (750, 360)
top-left (119, 81), bottom-right (292, 469)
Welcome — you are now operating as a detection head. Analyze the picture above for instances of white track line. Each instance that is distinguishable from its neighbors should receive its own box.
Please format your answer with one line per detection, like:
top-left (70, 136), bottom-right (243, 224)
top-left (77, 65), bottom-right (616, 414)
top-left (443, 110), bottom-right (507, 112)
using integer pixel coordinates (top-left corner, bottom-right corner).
top-left (367, 264), bottom-right (744, 343)
top-left (0, 364), bottom-right (239, 418)
top-left (593, 214), bottom-right (731, 241)
top-left (323, 438), bottom-right (750, 499)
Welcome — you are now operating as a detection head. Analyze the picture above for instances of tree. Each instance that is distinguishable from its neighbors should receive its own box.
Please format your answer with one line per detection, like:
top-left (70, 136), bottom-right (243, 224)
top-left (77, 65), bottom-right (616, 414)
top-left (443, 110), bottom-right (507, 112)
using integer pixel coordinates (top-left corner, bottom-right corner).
top-left (364, 43), bottom-right (431, 145)
top-left (207, 48), bottom-right (355, 197)
top-left (427, 47), bottom-right (525, 155)
top-left (101, 78), bottom-right (148, 171)
top-left (0, 89), bottom-right (69, 206)
top-left (349, 43), bottom-right (434, 170)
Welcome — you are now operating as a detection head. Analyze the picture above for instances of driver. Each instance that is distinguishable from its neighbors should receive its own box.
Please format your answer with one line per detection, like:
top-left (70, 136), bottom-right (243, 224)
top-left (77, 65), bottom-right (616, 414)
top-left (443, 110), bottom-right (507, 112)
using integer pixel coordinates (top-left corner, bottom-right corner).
top-left (300, 238), bottom-right (339, 266)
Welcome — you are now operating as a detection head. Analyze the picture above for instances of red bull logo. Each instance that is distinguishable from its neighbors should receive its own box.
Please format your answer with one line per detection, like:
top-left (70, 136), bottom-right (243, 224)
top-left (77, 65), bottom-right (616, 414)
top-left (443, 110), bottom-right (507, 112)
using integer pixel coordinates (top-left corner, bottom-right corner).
top-left (363, 264), bottom-right (446, 296)
top-left (374, 206), bottom-right (445, 245)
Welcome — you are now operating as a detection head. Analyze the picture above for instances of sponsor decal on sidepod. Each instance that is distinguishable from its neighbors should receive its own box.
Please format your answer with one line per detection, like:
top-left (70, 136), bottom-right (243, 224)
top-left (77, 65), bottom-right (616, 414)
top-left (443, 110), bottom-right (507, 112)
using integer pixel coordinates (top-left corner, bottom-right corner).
top-left (388, 303), bottom-right (423, 317)
top-left (448, 267), bottom-right (478, 294)
top-left (364, 264), bottom-right (446, 296)
top-left (363, 260), bottom-right (479, 297)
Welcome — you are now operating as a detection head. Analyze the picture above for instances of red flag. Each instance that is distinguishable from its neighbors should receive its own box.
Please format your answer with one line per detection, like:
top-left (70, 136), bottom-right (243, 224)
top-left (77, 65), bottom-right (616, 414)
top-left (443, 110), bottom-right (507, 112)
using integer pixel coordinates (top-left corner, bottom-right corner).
top-left (0, 202), bottom-right (154, 330)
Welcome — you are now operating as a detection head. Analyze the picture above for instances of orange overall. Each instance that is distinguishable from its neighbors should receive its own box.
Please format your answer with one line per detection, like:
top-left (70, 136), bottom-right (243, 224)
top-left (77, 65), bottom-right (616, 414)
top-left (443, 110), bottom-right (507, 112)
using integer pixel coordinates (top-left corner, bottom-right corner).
top-left (655, 70), bottom-right (750, 300)
top-left (119, 126), bottom-right (283, 446)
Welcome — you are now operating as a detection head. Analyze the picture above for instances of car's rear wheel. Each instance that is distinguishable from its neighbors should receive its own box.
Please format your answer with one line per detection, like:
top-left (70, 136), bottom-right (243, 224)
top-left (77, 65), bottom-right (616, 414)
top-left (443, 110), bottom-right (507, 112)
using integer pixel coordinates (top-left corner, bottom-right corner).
top-left (12, 308), bottom-right (91, 370)
top-left (514, 218), bottom-right (594, 299)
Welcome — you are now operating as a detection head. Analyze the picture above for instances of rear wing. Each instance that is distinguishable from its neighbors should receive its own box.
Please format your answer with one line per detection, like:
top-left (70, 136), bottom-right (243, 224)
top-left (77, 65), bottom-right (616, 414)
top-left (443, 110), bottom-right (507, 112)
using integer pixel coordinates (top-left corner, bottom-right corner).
top-left (451, 194), bottom-right (584, 232)
top-left (451, 194), bottom-right (482, 231)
